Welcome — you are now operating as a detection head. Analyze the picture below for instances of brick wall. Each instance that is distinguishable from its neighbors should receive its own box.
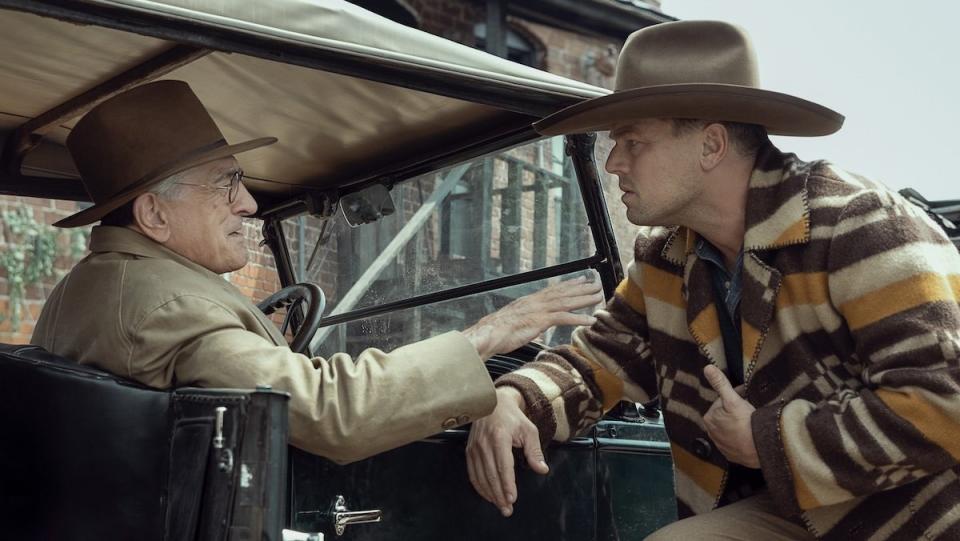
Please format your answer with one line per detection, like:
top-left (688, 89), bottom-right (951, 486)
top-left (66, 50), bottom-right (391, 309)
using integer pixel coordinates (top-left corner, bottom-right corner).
top-left (0, 197), bottom-right (89, 344)
top-left (227, 220), bottom-right (283, 302)
top-left (407, 0), bottom-right (482, 44)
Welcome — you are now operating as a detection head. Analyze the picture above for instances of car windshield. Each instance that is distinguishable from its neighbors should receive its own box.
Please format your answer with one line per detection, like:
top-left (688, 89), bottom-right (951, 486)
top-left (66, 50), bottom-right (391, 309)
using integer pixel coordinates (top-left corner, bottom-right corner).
top-left (282, 136), bottom-right (602, 356)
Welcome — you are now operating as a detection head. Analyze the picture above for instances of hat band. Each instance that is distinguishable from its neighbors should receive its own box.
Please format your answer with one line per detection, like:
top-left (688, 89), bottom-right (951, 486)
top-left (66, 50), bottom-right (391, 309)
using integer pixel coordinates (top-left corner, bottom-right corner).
top-left (95, 138), bottom-right (229, 204)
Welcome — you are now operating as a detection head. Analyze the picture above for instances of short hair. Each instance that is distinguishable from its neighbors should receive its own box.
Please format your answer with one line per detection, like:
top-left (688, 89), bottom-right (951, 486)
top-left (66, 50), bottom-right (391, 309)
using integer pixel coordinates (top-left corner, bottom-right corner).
top-left (671, 118), bottom-right (769, 157)
top-left (99, 171), bottom-right (186, 227)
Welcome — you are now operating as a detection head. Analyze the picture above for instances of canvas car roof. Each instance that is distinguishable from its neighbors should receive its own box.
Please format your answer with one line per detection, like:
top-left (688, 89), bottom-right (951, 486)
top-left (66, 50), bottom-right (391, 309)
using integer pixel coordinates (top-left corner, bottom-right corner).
top-left (0, 0), bottom-right (609, 211)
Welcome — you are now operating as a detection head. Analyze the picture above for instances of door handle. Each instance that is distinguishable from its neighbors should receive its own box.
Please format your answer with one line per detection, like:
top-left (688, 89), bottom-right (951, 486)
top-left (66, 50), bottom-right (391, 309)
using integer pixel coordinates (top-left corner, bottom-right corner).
top-left (331, 494), bottom-right (382, 536)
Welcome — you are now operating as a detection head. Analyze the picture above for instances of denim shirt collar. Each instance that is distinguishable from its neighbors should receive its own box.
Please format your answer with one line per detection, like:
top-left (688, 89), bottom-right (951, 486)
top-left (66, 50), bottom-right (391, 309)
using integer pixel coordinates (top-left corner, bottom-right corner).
top-left (694, 237), bottom-right (744, 320)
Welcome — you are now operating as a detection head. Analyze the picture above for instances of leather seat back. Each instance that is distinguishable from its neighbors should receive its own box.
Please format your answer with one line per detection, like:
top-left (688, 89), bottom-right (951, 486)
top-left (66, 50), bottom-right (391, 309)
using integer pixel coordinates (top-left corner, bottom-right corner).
top-left (0, 344), bottom-right (171, 540)
top-left (0, 344), bottom-right (290, 541)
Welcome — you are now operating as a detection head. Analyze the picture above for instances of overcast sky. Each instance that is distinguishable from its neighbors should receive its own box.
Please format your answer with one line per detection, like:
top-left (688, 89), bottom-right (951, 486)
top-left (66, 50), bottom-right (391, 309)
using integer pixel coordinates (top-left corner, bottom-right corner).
top-left (663, 0), bottom-right (959, 201)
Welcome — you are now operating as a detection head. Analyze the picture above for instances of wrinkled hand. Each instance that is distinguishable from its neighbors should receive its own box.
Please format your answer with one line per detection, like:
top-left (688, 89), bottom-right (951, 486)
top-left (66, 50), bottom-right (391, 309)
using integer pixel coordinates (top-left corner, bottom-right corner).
top-left (462, 277), bottom-right (602, 359)
top-left (466, 387), bottom-right (547, 517)
top-left (703, 365), bottom-right (760, 468)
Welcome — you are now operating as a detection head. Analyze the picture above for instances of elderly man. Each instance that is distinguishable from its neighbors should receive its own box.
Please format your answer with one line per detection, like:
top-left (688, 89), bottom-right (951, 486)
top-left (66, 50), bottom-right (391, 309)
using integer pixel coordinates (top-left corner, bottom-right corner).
top-left (466, 20), bottom-right (960, 540)
top-left (31, 80), bottom-right (602, 464)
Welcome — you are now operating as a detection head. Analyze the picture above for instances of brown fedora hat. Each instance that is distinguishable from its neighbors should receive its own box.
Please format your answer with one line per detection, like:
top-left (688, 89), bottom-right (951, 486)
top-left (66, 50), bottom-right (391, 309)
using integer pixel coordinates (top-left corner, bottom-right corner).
top-left (55, 80), bottom-right (277, 228)
top-left (534, 20), bottom-right (844, 137)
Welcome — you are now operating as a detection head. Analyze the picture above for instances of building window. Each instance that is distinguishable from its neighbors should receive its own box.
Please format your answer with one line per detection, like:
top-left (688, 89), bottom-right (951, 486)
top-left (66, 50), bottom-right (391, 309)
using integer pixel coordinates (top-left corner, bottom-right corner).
top-left (473, 23), bottom-right (538, 67)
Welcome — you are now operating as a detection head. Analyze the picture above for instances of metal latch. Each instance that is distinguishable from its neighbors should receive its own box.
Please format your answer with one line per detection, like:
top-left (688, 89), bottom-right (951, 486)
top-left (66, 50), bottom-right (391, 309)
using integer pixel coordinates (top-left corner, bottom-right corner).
top-left (331, 495), bottom-right (382, 536)
top-left (212, 406), bottom-right (233, 472)
top-left (213, 406), bottom-right (226, 449)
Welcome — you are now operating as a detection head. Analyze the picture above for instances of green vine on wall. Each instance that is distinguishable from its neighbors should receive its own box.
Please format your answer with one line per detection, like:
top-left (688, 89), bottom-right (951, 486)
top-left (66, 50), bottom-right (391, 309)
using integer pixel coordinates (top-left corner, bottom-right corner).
top-left (0, 207), bottom-right (88, 329)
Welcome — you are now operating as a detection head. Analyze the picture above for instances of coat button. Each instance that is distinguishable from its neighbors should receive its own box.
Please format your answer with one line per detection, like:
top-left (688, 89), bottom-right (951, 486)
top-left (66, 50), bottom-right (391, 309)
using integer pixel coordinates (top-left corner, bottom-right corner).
top-left (457, 415), bottom-right (470, 425)
top-left (441, 417), bottom-right (458, 430)
top-left (693, 437), bottom-right (712, 459)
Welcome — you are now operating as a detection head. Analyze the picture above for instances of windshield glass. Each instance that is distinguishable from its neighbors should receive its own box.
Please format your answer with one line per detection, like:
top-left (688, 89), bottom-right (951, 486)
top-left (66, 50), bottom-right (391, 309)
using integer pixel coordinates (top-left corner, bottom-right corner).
top-left (282, 136), bottom-right (599, 353)
top-left (310, 269), bottom-right (598, 357)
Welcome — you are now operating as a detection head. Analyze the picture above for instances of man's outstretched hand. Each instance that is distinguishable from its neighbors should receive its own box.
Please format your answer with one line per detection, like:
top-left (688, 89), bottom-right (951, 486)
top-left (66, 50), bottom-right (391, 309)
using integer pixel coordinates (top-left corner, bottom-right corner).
top-left (703, 364), bottom-right (760, 468)
top-left (462, 276), bottom-right (601, 517)
top-left (462, 276), bottom-right (601, 360)
top-left (466, 386), bottom-right (546, 517)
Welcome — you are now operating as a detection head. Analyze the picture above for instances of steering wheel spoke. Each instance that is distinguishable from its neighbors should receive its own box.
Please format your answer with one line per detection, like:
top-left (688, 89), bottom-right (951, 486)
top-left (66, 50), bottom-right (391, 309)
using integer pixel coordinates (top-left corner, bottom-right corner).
top-left (257, 283), bottom-right (326, 354)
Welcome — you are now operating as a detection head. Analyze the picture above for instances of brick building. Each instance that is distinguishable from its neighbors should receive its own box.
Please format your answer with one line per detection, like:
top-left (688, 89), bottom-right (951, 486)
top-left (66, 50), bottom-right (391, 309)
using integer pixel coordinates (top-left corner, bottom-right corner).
top-left (0, 0), bottom-right (672, 343)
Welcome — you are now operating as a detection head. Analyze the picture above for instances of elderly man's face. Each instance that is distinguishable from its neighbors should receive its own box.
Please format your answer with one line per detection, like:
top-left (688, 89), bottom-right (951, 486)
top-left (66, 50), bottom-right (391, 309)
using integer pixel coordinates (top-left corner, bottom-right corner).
top-left (161, 156), bottom-right (258, 274)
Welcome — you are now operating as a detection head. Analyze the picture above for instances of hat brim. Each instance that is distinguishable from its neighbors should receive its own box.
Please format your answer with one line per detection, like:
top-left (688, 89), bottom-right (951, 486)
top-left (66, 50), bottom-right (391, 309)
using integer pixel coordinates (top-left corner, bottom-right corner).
top-left (54, 137), bottom-right (277, 228)
top-left (533, 83), bottom-right (844, 137)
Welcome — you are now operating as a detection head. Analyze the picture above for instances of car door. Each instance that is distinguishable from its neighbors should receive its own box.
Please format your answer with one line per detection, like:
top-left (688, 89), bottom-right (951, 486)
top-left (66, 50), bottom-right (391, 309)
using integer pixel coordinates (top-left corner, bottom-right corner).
top-left (273, 136), bottom-right (677, 539)
top-left (286, 409), bottom-right (675, 540)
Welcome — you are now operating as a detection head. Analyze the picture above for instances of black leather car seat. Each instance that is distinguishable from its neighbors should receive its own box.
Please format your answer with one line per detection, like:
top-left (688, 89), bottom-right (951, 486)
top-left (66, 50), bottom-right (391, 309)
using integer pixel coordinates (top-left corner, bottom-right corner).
top-left (0, 344), bottom-right (289, 541)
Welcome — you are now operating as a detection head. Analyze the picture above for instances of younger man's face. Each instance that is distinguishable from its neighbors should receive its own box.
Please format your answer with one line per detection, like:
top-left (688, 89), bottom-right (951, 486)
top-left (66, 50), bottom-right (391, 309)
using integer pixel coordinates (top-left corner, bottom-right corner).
top-left (605, 118), bottom-right (706, 227)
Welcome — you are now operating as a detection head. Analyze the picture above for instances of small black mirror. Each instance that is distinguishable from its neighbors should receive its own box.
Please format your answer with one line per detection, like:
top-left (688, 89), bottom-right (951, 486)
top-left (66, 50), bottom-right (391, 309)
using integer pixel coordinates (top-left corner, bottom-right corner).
top-left (339, 184), bottom-right (395, 227)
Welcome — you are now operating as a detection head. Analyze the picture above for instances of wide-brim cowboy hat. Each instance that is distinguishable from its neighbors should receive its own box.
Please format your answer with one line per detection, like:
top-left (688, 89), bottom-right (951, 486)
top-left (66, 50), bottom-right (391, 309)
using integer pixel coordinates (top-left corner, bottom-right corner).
top-left (55, 80), bottom-right (276, 228)
top-left (534, 20), bottom-right (844, 137)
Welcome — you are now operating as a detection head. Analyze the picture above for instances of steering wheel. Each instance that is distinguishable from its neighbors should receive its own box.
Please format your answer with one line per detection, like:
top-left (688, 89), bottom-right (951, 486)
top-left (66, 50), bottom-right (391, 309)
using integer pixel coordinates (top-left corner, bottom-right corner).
top-left (257, 282), bottom-right (326, 354)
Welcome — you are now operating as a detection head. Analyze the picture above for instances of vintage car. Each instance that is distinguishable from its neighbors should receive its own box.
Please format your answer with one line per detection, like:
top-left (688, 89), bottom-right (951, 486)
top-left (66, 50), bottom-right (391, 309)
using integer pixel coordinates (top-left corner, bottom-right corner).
top-left (0, 1), bottom-right (681, 539)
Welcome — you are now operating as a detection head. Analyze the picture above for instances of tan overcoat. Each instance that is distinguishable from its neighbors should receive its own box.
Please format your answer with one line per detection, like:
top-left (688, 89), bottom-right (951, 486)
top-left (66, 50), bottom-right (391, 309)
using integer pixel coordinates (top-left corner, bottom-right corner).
top-left (32, 226), bottom-right (495, 462)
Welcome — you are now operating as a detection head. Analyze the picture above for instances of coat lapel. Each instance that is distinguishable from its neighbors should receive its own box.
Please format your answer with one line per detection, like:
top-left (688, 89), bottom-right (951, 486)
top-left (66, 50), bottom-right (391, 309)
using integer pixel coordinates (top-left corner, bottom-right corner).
top-left (738, 145), bottom-right (810, 382)
top-left (740, 254), bottom-right (782, 381)
top-left (663, 228), bottom-right (728, 372)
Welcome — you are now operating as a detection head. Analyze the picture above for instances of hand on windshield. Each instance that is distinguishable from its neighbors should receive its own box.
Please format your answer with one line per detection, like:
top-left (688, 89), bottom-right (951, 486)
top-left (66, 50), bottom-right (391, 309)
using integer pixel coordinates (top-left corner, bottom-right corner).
top-left (466, 386), bottom-right (546, 517)
top-left (461, 276), bottom-right (601, 359)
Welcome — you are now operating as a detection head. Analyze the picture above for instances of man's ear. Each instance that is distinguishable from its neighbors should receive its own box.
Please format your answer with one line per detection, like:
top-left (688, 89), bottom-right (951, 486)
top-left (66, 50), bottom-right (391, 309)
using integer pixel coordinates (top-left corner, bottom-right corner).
top-left (131, 192), bottom-right (171, 243)
top-left (700, 123), bottom-right (729, 171)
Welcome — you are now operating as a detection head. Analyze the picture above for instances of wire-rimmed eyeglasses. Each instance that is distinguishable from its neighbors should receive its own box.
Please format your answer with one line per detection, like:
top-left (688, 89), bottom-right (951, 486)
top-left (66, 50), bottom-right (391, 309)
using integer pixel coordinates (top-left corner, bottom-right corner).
top-left (176, 169), bottom-right (244, 203)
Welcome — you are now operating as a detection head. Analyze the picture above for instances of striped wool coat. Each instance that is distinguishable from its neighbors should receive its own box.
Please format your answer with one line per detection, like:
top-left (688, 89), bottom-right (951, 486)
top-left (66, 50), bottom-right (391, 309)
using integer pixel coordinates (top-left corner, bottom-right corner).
top-left (499, 145), bottom-right (960, 539)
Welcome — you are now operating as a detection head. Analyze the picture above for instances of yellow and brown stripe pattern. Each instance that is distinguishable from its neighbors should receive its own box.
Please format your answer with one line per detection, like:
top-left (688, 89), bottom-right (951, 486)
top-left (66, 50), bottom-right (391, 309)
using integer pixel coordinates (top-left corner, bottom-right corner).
top-left (496, 144), bottom-right (960, 540)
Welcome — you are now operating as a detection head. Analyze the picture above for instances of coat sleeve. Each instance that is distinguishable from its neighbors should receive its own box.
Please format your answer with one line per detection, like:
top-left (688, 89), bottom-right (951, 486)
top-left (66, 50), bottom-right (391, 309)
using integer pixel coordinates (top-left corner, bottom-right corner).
top-left (495, 258), bottom-right (659, 446)
top-left (753, 190), bottom-right (960, 514)
top-left (128, 295), bottom-right (496, 463)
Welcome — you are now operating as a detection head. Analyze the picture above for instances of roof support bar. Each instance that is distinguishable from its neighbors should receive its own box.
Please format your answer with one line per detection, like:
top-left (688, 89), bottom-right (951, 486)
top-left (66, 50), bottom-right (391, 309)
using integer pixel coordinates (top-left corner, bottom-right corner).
top-left (2, 44), bottom-right (210, 175)
top-left (0, 172), bottom-right (89, 200)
